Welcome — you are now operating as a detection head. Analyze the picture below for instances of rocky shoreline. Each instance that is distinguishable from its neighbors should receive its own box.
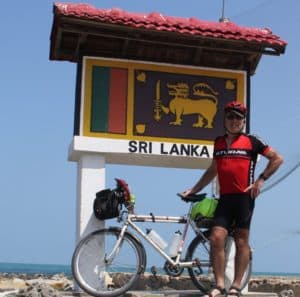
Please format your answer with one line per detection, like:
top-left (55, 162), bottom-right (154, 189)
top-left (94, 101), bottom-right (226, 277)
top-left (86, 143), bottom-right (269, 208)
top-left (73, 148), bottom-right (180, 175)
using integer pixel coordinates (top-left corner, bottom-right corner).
top-left (0, 273), bottom-right (72, 296)
top-left (0, 273), bottom-right (299, 296)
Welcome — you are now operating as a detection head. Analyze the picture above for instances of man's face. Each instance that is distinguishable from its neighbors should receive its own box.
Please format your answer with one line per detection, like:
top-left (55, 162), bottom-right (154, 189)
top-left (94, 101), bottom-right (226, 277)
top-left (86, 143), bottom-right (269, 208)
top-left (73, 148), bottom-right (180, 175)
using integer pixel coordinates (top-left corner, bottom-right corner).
top-left (225, 112), bottom-right (245, 134)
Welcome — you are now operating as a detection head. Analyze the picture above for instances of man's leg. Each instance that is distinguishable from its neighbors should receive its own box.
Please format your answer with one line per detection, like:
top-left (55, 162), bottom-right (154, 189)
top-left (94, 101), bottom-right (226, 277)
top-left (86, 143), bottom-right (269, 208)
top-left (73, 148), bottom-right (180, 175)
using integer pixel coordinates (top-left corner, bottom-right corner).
top-left (229, 228), bottom-right (250, 293)
top-left (204, 226), bottom-right (228, 297)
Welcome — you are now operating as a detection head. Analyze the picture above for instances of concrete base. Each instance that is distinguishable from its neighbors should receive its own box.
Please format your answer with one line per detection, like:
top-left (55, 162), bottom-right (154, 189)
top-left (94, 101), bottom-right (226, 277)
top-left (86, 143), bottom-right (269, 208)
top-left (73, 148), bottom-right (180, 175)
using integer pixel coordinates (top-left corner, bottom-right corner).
top-left (63, 290), bottom-right (278, 297)
top-left (127, 290), bottom-right (278, 297)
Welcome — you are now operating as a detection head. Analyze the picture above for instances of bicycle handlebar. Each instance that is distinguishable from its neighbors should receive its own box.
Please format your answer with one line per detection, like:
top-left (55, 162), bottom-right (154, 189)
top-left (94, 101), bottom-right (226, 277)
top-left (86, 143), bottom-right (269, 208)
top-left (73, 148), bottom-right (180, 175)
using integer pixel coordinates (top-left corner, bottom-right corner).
top-left (177, 193), bottom-right (207, 203)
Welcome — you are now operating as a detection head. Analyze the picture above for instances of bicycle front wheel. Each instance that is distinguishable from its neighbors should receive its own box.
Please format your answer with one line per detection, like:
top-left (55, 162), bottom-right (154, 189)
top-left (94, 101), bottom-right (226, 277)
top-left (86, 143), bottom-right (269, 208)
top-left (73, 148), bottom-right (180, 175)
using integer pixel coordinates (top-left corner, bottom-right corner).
top-left (72, 228), bottom-right (145, 297)
top-left (186, 235), bottom-right (212, 293)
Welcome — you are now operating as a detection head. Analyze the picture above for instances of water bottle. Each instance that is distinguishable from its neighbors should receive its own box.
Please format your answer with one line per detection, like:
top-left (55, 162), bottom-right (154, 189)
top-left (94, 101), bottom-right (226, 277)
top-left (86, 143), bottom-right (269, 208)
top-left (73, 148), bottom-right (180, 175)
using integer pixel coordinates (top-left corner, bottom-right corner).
top-left (146, 229), bottom-right (168, 250)
top-left (168, 230), bottom-right (182, 257)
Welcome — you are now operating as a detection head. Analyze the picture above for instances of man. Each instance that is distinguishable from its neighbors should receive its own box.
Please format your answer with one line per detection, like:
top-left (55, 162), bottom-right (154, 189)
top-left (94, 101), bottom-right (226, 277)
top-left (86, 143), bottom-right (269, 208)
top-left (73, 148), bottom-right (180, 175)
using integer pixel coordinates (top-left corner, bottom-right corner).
top-left (182, 101), bottom-right (283, 297)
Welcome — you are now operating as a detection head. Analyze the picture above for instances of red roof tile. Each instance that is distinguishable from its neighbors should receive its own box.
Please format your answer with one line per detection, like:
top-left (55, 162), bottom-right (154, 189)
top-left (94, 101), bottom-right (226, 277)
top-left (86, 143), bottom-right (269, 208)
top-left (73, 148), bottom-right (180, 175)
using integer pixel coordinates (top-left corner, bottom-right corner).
top-left (54, 2), bottom-right (287, 48)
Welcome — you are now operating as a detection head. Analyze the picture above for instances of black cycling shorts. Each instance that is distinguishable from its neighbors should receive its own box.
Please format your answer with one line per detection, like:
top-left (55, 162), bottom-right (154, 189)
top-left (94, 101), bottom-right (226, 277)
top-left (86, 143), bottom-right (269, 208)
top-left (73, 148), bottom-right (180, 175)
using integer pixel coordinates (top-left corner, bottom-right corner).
top-left (213, 193), bottom-right (255, 230)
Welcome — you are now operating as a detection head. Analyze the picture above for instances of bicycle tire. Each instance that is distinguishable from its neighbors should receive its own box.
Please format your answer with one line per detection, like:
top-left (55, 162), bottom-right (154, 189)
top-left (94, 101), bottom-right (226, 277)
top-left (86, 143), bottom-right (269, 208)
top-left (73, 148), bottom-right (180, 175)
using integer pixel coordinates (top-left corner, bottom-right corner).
top-left (186, 235), bottom-right (252, 293)
top-left (186, 235), bottom-right (212, 293)
top-left (72, 227), bottom-right (146, 297)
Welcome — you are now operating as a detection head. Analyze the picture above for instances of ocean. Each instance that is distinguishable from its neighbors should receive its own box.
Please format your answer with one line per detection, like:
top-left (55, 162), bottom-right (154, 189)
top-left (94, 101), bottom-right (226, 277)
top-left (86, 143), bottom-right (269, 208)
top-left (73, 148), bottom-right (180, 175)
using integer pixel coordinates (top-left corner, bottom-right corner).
top-left (0, 262), bottom-right (71, 276)
top-left (0, 262), bottom-right (299, 277)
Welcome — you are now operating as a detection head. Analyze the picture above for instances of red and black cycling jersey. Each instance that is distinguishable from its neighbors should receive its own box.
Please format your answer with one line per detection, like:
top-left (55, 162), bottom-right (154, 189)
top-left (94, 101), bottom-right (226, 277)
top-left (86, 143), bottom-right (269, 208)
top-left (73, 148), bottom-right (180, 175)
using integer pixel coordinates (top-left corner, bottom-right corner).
top-left (213, 133), bottom-right (271, 195)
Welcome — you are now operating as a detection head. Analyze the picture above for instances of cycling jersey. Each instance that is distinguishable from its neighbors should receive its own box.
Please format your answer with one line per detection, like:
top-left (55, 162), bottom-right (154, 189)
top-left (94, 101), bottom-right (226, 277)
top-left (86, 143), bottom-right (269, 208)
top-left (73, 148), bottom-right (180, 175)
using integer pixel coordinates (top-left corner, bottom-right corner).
top-left (213, 133), bottom-right (270, 195)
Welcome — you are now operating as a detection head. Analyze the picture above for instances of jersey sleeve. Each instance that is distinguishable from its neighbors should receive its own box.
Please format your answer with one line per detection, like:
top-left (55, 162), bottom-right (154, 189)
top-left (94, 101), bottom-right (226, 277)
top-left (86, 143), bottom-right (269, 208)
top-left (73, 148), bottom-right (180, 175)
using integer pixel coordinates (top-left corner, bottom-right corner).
top-left (249, 134), bottom-right (271, 156)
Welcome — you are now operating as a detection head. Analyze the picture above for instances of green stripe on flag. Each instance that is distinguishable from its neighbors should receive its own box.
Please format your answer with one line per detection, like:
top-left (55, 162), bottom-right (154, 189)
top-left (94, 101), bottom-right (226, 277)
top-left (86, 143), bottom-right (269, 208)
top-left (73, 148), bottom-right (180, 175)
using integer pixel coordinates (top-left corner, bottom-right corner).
top-left (91, 66), bottom-right (110, 132)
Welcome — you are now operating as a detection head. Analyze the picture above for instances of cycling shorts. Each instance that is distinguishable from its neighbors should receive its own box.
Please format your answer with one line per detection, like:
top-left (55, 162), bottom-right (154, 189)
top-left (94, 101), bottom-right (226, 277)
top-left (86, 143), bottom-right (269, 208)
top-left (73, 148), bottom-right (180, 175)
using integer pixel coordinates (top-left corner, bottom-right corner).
top-left (213, 193), bottom-right (255, 230)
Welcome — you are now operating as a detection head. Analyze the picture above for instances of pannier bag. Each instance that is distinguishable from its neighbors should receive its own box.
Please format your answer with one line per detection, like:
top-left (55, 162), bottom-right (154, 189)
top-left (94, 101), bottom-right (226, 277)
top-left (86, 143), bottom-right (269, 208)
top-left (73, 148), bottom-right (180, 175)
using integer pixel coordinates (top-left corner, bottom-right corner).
top-left (190, 197), bottom-right (218, 220)
top-left (190, 197), bottom-right (218, 228)
top-left (93, 189), bottom-right (122, 220)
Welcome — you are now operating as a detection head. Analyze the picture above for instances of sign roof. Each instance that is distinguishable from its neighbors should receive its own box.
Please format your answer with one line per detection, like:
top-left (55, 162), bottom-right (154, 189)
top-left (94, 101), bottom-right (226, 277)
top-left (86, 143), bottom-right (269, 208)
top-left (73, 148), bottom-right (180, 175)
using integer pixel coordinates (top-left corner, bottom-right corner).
top-left (54, 2), bottom-right (287, 48)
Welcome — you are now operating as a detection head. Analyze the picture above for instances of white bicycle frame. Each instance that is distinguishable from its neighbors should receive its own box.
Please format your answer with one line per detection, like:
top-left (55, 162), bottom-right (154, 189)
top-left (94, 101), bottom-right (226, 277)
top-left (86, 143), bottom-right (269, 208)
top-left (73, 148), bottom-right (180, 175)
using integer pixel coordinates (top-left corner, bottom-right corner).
top-left (109, 203), bottom-right (211, 270)
top-left (111, 210), bottom-right (251, 293)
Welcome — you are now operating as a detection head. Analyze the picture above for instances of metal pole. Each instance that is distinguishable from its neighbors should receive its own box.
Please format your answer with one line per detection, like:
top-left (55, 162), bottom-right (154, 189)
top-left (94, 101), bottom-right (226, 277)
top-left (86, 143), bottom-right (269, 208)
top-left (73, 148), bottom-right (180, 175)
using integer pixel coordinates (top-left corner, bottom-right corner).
top-left (221, 0), bottom-right (225, 20)
top-left (219, 0), bottom-right (229, 23)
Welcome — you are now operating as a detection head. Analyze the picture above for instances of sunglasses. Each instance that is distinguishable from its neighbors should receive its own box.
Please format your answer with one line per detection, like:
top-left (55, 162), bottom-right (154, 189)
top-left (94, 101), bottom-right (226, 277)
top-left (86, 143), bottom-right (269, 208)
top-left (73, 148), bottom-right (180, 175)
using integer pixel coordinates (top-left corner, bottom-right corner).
top-left (226, 114), bottom-right (245, 120)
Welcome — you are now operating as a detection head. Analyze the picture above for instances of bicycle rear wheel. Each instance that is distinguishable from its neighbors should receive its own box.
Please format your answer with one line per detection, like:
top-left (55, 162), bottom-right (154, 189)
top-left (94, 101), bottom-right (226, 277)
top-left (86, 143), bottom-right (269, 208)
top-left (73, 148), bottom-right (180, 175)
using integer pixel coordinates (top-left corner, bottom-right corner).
top-left (186, 235), bottom-right (212, 293)
top-left (186, 235), bottom-right (252, 293)
top-left (72, 228), bottom-right (146, 297)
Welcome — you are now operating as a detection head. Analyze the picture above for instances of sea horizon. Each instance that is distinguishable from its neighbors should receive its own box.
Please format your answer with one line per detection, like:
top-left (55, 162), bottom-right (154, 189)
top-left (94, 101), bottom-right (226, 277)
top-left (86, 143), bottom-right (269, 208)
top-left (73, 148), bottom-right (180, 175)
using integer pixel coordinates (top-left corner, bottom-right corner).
top-left (0, 262), bottom-right (299, 277)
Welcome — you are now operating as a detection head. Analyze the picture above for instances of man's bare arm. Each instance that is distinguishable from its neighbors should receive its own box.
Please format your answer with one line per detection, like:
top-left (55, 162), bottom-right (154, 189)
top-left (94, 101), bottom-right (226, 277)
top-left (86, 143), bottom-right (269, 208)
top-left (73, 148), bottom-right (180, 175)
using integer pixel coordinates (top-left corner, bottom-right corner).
top-left (259, 148), bottom-right (284, 180)
top-left (245, 148), bottom-right (283, 198)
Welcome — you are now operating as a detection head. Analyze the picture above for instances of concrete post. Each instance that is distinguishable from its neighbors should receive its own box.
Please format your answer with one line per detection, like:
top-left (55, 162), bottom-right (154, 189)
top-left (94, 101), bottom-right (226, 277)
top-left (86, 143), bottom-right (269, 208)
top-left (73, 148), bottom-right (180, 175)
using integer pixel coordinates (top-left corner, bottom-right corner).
top-left (75, 153), bottom-right (106, 243)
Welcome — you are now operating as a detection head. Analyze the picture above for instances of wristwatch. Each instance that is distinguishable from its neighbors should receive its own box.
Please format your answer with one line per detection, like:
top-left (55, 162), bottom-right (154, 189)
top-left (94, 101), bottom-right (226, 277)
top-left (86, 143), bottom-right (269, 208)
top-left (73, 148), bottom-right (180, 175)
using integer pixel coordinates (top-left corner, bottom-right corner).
top-left (258, 173), bottom-right (268, 181)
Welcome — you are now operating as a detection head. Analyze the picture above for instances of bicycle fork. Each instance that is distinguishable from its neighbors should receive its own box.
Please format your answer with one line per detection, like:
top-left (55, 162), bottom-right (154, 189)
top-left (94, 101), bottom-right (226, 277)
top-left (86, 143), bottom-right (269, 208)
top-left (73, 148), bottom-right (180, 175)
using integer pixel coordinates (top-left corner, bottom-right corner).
top-left (104, 225), bottom-right (128, 265)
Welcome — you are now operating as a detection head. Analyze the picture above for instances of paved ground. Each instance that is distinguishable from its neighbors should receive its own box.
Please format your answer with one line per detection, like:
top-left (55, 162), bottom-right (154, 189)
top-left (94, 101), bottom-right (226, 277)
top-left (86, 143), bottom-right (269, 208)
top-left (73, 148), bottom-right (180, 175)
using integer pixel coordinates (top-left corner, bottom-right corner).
top-left (0, 288), bottom-right (279, 297)
top-left (62, 290), bottom-right (278, 297)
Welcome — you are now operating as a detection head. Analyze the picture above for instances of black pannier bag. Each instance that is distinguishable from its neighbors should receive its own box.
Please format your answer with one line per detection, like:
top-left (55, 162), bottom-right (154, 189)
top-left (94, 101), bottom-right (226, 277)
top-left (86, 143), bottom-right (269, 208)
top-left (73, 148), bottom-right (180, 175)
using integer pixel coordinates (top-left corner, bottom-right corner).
top-left (93, 189), bottom-right (122, 220)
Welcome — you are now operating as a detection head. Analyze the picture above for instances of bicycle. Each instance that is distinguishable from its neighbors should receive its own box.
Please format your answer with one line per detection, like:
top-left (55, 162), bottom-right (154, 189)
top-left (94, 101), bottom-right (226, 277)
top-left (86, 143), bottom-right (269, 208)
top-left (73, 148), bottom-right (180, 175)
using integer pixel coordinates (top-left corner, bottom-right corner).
top-left (72, 178), bottom-right (252, 297)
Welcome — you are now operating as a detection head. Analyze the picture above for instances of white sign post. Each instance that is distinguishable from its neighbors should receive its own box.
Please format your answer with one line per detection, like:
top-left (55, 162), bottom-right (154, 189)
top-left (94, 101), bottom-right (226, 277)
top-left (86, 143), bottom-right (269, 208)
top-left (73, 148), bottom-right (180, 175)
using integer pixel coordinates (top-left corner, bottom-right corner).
top-left (74, 153), bottom-right (106, 242)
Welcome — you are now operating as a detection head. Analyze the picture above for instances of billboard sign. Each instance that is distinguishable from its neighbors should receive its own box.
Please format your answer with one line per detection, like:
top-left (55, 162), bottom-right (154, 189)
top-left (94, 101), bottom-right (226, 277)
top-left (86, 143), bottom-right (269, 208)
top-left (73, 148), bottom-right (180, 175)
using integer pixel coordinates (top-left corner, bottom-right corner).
top-left (70, 57), bottom-right (246, 168)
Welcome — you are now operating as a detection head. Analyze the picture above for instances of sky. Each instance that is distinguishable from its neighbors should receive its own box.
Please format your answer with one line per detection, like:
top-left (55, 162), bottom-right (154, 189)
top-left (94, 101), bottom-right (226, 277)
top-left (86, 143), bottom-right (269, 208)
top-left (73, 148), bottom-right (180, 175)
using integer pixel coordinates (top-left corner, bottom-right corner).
top-left (0, 0), bottom-right (299, 275)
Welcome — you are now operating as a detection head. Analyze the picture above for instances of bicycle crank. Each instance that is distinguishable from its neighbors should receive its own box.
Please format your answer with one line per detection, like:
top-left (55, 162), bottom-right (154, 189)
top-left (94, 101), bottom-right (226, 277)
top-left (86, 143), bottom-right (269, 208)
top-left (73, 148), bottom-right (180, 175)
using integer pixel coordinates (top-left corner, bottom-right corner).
top-left (163, 259), bottom-right (184, 277)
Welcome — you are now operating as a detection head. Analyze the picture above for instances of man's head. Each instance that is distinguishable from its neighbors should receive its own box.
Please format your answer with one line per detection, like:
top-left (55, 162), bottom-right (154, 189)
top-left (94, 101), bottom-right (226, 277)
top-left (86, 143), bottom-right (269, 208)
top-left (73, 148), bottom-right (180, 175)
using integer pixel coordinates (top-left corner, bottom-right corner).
top-left (224, 101), bottom-right (247, 118)
top-left (224, 101), bottom-right (247, 134)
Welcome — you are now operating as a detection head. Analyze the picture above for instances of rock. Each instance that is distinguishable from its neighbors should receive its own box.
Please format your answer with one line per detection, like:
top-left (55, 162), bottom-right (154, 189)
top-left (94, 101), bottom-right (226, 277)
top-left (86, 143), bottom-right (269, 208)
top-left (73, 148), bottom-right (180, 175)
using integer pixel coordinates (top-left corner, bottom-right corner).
top-left (248, 277), bottom-right (300, 296)
top-left (16, 283), bottom-right (62, 297)
top-left (0, 277), bottom-right (27, 290)
top-left (2, 292), bottom-right (19, 297)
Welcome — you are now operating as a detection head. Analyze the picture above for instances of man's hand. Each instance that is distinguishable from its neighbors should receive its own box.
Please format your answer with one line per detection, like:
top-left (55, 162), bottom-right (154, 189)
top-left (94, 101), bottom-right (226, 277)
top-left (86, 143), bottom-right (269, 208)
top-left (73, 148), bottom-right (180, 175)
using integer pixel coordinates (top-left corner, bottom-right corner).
top-left (180, 189), bottom-right (194, 198)
top-left (244, 179), bottom-right (264, 199)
